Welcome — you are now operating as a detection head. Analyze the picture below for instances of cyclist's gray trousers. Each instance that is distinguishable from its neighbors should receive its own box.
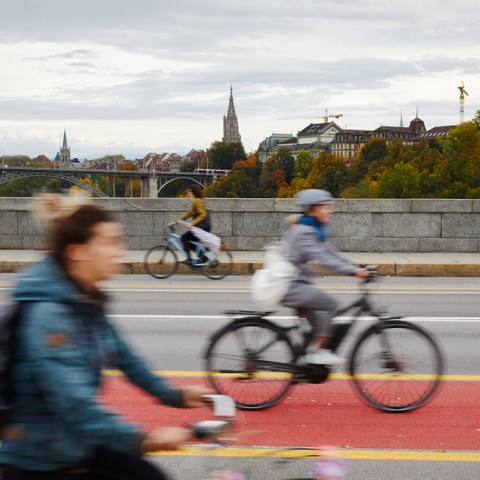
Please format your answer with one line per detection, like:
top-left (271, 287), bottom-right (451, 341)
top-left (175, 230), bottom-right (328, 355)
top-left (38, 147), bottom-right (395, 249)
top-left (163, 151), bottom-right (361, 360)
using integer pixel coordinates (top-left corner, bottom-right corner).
top-left (281, 281), bottom-right (338, 338)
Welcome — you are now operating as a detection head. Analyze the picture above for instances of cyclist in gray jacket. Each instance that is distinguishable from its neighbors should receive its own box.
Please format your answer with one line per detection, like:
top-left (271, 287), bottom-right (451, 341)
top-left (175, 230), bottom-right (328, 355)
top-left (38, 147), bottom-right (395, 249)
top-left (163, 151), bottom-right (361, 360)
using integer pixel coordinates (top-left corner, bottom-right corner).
top-left (281, 189), bottom-right (368, 366)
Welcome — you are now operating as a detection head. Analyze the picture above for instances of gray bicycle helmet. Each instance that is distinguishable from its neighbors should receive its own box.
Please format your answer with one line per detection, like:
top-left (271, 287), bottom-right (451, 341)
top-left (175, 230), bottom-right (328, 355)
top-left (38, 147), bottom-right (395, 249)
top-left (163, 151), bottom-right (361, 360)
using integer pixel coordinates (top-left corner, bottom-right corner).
top-left (295, 189), bottom-right (333, 212)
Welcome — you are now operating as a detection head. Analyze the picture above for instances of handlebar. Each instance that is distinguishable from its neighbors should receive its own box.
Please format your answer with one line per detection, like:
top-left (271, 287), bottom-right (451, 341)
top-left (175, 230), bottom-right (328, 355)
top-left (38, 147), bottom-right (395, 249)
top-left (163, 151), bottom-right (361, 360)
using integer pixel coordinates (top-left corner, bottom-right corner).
top-left (191, 395), bottom-right (236, 440)
top-left (359, 265), bottom-right (378, 284)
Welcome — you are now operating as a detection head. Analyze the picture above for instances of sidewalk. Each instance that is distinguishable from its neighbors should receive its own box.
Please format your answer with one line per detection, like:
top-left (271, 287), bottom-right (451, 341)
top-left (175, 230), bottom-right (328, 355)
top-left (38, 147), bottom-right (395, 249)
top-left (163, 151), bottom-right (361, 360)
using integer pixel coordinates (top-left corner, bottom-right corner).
top-left (1, 250), bottom-right (480, 276)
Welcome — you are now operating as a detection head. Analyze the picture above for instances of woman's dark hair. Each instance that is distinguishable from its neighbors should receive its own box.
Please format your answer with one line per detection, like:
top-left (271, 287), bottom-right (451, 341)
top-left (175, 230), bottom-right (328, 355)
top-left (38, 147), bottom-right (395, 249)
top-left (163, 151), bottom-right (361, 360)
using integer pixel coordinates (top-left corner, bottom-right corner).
top-left (52, 204), bottom-right (113, 268)
top-left (187, 184), bottom-right (204, 199)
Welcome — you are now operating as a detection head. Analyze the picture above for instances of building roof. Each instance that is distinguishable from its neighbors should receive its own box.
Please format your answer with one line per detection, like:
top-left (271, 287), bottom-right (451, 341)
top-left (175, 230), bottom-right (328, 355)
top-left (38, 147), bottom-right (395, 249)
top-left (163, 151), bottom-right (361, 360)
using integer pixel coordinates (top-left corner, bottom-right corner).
top-left (420, 125), bottom-right (456, 138)
top-left (33, 155), bottom-right (54, 167)
top-left (297, 122), bottom-right (340, 136)
top-left (374, 126), bottom-right (412, 134)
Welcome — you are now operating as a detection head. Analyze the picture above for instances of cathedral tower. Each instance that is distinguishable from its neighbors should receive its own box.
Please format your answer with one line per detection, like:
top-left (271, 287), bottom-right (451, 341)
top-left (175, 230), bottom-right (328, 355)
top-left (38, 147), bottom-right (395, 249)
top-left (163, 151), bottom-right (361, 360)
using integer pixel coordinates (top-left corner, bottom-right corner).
top-left (59, 129), bottom-right (71, 167)
top-left (223, 86), bottom-right (241, 143)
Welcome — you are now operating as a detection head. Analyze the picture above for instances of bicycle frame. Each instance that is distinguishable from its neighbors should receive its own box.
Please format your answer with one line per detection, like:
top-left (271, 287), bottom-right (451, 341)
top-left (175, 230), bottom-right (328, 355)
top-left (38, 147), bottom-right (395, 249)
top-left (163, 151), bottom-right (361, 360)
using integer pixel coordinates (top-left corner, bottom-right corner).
top-left (224, 277), bottom-right (400, 376)
top-left (166, 229), bottom-right (215, 266)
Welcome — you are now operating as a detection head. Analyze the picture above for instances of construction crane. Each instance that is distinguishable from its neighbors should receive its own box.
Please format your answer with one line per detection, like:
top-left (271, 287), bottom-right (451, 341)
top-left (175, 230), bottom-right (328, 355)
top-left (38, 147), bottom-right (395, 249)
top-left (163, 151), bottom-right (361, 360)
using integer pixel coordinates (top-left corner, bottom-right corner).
top-left (458, 82), bottom-right (469, 124)
top-left (322, 112), bottom-right (343, 123)
top-left (278, 109), bottom-right (343, 123)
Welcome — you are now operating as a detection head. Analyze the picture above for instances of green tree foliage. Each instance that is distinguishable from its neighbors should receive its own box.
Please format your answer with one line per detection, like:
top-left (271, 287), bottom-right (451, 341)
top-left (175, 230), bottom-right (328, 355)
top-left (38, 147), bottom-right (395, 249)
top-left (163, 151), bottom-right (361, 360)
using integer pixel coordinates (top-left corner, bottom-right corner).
top-left (472, 109), bottom-right (480, 131)
top-left (376, 162), bottom-right (421, 198)
top-left (294, 150), bottom-right (312, 179)
top-left (258, 148), bottom-right (293, 196)
top-left (341, 177), bottom-right (378, 198)
top-left (2, 155), bottom-right (32, 167)
top-left (434, 122), bottom-right (480, 197)
top-left (205, 154), bottom-right (260, 198)
top-left (348, 138), bottom-right (388, 185)
top-left (207, 141), bottom-right (247, 170)
top-left (307, 153), bottom-right (349, 197)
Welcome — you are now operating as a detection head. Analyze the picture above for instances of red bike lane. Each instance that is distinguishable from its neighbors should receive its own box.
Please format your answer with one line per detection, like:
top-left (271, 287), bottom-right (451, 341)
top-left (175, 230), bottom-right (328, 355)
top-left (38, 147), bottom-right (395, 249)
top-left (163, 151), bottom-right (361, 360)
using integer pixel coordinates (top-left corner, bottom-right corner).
top-left (99, 376), bottom-right (480, 452)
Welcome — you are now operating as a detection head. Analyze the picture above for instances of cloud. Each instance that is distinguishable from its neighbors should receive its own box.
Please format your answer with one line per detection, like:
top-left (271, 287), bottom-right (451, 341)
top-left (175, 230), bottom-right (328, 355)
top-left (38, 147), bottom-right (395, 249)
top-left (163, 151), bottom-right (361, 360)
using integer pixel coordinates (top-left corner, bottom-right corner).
top-left (0, 0), bottom-right (478, 157)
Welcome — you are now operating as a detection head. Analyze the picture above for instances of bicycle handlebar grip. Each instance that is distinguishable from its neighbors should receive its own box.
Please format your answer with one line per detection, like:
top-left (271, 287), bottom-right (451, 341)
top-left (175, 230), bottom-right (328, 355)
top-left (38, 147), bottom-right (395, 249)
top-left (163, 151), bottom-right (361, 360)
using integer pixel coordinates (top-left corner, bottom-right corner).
top-left (191, 420), bottom-right (230, 440)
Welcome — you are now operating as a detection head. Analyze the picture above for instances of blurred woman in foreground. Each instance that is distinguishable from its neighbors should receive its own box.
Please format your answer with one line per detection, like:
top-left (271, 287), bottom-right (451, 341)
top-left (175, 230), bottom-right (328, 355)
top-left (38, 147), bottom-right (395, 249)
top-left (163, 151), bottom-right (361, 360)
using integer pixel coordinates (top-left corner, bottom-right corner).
top-left (0, 194), bottom-right (210, 479)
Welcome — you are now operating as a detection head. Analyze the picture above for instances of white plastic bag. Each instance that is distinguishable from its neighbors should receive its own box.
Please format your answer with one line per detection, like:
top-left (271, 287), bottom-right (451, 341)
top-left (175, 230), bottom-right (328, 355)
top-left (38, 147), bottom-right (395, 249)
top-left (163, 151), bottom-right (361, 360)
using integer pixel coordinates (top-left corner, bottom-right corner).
top-left (177, 220), bottom-right (222, 254)
top-left (190, 226), bottom-right (222, 254)
top-left (251, 242), bottom-right (298, 310)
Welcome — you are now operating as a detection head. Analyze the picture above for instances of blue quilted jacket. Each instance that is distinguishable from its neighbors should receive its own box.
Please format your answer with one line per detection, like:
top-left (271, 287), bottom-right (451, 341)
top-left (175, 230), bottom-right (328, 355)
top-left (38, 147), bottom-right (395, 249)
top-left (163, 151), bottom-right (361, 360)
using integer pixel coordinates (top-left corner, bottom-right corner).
top-left (0, 256), bottom-right (184, 471)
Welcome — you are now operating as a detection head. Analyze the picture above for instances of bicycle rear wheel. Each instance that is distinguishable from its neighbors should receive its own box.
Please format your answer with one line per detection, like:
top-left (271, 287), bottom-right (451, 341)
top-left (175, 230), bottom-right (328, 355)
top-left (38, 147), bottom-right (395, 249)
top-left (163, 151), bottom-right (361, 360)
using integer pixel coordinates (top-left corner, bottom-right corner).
top-left (201, 247), bottom-right (233, 280)
top-left (349, 319), bottom-right (444, 412)
top-left (205, 318), bottom-right (296, 410)
top-left (144, 245), bottom-right (178, 279)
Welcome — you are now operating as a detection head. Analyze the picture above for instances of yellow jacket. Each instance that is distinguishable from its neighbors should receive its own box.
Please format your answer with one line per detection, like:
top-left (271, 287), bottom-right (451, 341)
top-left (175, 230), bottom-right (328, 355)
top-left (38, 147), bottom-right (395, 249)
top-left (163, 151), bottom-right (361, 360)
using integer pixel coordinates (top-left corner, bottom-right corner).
top-left (178, 198), bottom-right (208, 226)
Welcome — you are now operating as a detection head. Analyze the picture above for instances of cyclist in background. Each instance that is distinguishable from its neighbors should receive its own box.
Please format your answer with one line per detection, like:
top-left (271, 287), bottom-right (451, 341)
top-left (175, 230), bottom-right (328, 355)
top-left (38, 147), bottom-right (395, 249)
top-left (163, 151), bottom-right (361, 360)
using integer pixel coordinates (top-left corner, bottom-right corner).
top-left (0, 193), bottom-right (211, 480)
top-left (281, 189), bottom-right (368, 366)
top-left (175, 184), bottom-right (211, 265)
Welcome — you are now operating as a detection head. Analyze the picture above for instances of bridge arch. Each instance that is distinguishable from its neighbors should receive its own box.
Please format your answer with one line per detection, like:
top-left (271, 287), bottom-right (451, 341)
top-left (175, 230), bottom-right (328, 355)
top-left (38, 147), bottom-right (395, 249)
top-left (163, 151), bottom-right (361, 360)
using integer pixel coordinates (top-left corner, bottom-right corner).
top-left (0, 172), bottom-right (109, 197)
top-left (157, 176), bottom-right (204, 195)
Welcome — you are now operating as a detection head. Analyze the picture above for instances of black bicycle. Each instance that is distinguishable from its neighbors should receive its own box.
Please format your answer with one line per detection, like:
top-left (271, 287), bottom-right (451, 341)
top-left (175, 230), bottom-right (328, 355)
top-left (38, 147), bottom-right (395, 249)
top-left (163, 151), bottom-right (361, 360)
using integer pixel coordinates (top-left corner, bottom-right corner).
top-left (204, 268), bottom-right (444, 412)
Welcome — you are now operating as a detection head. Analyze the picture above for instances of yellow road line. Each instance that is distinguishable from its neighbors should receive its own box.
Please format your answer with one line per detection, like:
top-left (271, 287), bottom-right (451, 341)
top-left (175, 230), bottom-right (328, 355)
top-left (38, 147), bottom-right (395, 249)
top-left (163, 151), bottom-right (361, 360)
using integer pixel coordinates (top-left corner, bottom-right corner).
top-left (151, 446), bottom-right (480, 462)
top-left (102, 370), bottom-right (480, 381)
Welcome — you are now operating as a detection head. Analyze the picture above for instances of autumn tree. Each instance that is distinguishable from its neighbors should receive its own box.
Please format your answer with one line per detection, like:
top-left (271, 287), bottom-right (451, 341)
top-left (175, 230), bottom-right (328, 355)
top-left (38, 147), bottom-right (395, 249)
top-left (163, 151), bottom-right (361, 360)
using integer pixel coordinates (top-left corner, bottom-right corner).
top-left (435, 122), bottom-right (480, 197)
top-left (207, 141), bottom-right (247, 170)
top-left (294, 149), bottom-right (312, 179)
top-left (376, 162), bottom-right (421, 198)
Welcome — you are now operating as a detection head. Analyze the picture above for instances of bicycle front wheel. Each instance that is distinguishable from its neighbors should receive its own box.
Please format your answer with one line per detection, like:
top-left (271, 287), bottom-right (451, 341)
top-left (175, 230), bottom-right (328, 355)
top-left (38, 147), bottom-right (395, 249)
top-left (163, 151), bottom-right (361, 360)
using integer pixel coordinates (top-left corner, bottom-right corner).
top-left (144, 245), bottom-right (178, 279)
top-left (349, 320), bottom-right (444, 412)
top-left (201, 247), bottom-right (234, 280)
top-left (205, 318), bottom-right (296, 410)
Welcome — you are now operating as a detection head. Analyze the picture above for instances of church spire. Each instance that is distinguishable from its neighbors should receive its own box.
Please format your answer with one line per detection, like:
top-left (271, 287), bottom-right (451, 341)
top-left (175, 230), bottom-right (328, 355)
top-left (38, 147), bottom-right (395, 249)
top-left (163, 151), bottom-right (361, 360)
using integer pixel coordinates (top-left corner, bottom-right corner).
top-left (223, 86), bottom-right (241, 143)
top-left (400, 109), bottom-right (404, 127)
top-left (59, 129), bottom-right (71, 168)
top-left (62, 129), bottom-right (69, 149)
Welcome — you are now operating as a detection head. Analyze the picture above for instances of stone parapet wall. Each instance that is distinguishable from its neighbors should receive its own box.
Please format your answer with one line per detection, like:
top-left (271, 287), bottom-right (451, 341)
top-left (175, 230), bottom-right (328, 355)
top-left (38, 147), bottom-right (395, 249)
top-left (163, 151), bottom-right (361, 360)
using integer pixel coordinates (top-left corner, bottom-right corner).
top-left (0, 197), bottom-right (479, 252)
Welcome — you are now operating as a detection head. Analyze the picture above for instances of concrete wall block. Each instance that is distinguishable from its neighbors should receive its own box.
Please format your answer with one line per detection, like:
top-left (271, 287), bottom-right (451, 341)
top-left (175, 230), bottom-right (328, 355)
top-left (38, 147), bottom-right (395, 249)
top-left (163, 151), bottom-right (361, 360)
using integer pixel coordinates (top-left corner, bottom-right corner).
top-left (114, 212), bottom-right (155, 236)
top-left (442, 213), bottom-right (480, 238)
top-left (93, 198), bottom-right (126, 211)
top-left (330, 213), bottom-right (383, 237)
top-left (213, 198), bottom-right (275, 212)
top-left (412, 199), bottom-right (473, 213)
top-left (234, 212), bottom-right (289, 237)
top-left (17, 212), bottom-right (30, 235)
top-left (152, 212), bottom-right (172, 236)
top-left (0, 235), bottom-right (23, 249)
top-left (419, 238), bottom-right (478, 252)
top-left (210, 212), bottom-right (233, 236)
top-left (28, 215), bottom-right (48, 236)
top-left (123, 198), bottom-right (162, 212)
top-left (472, 200), bottom-right (480, 213)
top-left (274, 198), bottom-right (297, 213)
top-left (0, 212), bottom-right (18, 235)
top-left (123, 236), bottom-right (143, 250)
top-left (141, 236), bottom-right (166, 250)
top-left (333, 236), bottom-right (420, 252)
top-left (0, 197), bottom-right (35, 211)
top-left (383, 213), bottom-right (441, 238)
top-left (345, 199), bottom-right (412, 213)
top-left (30, 236), bottom-right (48, 250)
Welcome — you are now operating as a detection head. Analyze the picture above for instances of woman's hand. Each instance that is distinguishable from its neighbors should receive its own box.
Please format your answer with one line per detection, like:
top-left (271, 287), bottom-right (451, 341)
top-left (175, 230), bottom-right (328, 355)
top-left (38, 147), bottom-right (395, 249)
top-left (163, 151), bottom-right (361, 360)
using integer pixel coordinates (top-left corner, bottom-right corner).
top-left (141, 427), bottom-right (192, 452)
top-left (354, 268), bottom-right (369, 279)
top-left (182, 385), bottom-right (215, 407)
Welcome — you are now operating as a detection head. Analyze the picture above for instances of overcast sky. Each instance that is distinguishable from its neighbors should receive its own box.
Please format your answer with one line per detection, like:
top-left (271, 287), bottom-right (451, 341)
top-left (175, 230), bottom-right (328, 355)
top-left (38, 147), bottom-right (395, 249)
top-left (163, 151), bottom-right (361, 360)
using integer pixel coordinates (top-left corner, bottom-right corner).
top-left (1, 0), bottom-right (479, 160)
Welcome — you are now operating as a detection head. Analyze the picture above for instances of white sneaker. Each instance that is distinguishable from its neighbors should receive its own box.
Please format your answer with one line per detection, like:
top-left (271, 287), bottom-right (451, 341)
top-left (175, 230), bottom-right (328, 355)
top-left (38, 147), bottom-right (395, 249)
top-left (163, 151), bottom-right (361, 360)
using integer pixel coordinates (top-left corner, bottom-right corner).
top-left (305, 350), bottom-right (345, 366)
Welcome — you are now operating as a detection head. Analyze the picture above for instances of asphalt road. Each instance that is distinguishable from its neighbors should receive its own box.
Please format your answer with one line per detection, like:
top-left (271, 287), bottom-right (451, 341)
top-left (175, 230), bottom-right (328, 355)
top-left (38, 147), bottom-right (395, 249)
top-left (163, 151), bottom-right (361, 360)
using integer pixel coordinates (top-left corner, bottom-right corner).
top-left (1, 273), bottom-right (480, 479)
